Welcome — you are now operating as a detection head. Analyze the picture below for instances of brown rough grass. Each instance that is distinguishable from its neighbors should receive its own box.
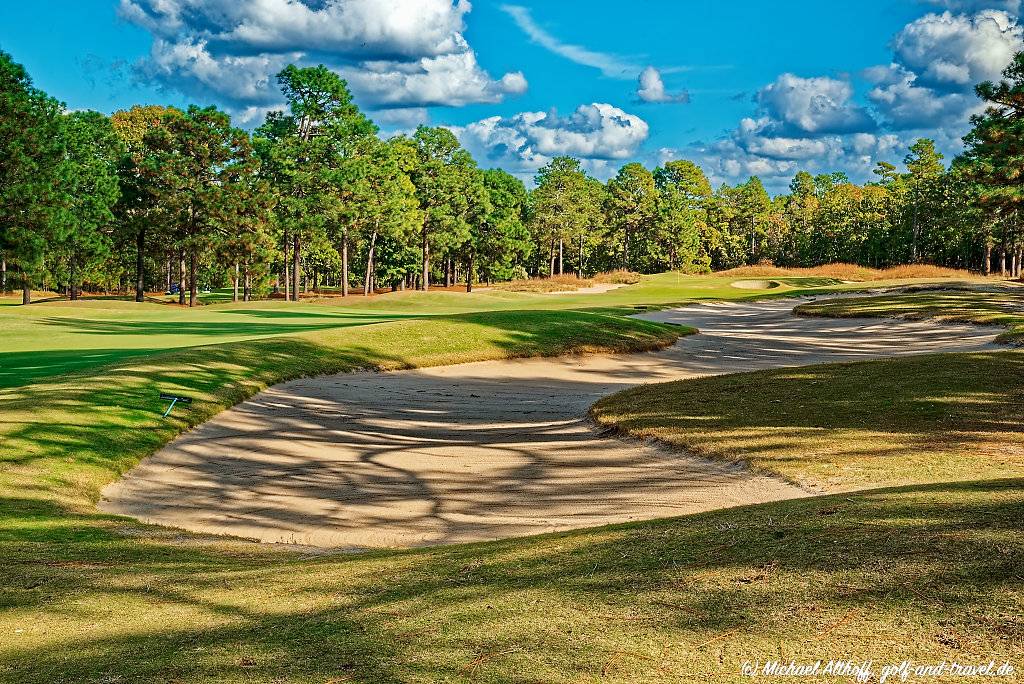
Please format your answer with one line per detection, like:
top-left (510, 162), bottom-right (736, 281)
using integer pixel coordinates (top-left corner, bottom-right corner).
top-left (492, 275), bottom-right (594, 292)
top-left (718, 262), bottom-right (974, 281)
top-left (592, 269), bottom-right (643, 285)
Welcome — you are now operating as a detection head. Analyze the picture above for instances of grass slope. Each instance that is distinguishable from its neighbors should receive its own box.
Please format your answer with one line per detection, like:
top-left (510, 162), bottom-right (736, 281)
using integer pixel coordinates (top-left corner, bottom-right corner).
top-left (0, 271), bottom-right (970, 388)
top-left (2, 309), bottom-right (682, 517)
top-left (4, 275), bottom-right (1020, 682)
top-left (795, 284), bottom-right (1024, 344)
top-left (592, 351), bottom-right (1024, 492)
top-left (3, 479), bottom-right (1020, 682)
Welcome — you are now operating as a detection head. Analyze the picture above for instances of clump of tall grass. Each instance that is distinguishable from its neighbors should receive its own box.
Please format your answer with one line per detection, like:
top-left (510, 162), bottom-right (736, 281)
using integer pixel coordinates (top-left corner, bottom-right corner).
top-left (492, 274), bottom-right (594, 292)
top-left (718, 262), bottom-right (973, 281)
top-left (593, 269), bottom-right (643, 284)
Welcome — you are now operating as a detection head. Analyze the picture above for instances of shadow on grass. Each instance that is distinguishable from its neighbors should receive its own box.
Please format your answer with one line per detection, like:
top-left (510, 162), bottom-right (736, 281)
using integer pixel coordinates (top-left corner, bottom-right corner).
top-left (593, 350), bottom-right (1024, 487)
top-left (0, 308), bottom-right (679, 477)
top-left (1, 313), bottom-right (411, 388)
top-left (36, 315), bottom-right (398, 338)
top-left (1, 478), bottom-right (1021, 681)
top-left (0, 348), bottom-right (163, 389)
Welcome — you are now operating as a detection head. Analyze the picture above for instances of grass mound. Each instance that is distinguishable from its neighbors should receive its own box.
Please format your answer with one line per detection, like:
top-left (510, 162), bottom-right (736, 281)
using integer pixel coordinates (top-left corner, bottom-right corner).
top-left (796, 285), bottom-right (1024, 344)
top-left (592, 351), bottom-right (1024, 492)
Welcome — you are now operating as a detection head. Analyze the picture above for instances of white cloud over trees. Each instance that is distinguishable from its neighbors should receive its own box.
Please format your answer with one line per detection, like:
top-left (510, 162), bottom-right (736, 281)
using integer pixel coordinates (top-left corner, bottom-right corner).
top-left (120, 0), bottom-right (527, 119)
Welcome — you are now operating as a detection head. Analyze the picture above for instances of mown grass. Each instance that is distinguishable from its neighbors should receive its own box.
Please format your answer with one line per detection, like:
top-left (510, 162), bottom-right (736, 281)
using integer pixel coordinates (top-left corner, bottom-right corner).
top-left (1, 309), bottom-right (683, 514)
top-left (3, 478), bottom-right (1021, 682)
top-left (0, 272), bottom-right (978, 388)
top-left (795, 284), bottom-right (1024, 344)
top-left (4, 275), bottom-right (1022, 681)
top-left (592, 351), bottom-right (1024, 492)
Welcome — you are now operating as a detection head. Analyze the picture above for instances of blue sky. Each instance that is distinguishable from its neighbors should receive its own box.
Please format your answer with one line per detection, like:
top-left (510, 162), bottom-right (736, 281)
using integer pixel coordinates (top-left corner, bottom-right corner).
top-left (1, 1), bottom-right (1021, 191)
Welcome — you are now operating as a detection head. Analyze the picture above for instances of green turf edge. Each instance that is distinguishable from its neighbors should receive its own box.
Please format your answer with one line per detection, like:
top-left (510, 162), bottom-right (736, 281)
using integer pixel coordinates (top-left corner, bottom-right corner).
top-left (791, 288), bottom-right (1024, 345)
top-left (0, 309), bottom-right (690, 521)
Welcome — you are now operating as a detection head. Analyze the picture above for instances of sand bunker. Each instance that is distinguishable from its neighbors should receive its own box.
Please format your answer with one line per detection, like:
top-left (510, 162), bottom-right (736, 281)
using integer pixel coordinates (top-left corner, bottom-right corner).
top-left (731, 279), bottom-right (782, 290)
top-left (100, 297), bottom-right (999, 549)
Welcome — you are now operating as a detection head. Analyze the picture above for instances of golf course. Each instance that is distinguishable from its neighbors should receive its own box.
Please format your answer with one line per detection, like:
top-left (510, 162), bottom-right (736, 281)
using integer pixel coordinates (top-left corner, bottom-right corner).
top-left (5, 8), bottom-right (1024, 679)
top-left (3, 272), bottom-right (1022, 682)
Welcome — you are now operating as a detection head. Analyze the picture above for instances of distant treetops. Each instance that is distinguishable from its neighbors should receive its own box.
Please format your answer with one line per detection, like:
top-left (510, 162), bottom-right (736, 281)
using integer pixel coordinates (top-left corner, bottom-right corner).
top-left (1, 50), bottom-right (1022, 305)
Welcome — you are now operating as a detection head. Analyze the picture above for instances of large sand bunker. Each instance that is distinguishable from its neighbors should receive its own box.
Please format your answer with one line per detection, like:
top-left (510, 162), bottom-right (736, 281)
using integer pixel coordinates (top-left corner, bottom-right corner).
top-left (100, 298), bottom-right (999, 549)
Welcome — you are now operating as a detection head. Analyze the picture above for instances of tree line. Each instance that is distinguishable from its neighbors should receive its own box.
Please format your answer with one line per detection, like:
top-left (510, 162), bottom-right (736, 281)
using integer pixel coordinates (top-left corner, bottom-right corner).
top-left (2, 50), bottom-right (1023, 306)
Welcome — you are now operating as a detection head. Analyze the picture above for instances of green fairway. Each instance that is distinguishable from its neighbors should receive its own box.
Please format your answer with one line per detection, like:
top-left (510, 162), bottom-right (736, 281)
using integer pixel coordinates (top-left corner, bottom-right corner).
top-left (0, 272), bottom-right (965, 389)
top-left (3, 276), bottom-right (1022, 682)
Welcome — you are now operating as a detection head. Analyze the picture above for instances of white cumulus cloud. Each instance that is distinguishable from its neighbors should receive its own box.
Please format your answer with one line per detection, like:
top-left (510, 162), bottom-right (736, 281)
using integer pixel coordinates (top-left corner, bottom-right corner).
top-left (756, 73), bottom-right (876, 136)
top-left (892, 10), bottom-right (1022, 91)
top-left (119, 0), bottom-right (527, 114)
top-left (869, 10), bottom-right (1022, 129)
top-left (452, 103), bottom-right (649, 174)
top-left (637, 66), bottom-right (689, 103)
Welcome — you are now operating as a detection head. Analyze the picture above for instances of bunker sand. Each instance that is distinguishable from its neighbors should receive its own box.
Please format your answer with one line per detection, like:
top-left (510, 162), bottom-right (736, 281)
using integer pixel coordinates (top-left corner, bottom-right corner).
top-left (100, 299), bottom-right (999, 549)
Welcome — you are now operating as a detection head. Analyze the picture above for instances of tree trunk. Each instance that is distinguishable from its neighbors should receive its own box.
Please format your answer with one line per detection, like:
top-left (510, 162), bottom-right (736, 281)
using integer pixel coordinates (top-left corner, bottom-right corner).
top-left (984, 242), bottom-right (992, 275)
top-left (558, 238), bottom-right (563, 275)
top-left (135, 227), bottom-right (146, 302)
top-left (1000, 247), bottom-right (1007, 277)
top-left (579, 234), bottom-right (585, 276)
top-left (549, 238), bottom-right (556, 277)
top-left (243, 259), bottom-right (252, 302)
top-left (20, 263), bottom-right (31, 305)
top-left (284, 232), bottom-right (291, 302)
top-left (624, 227), bottom-right (631, 270)
top-left (444, 256), bottom-right (452, 288)
top-left (188, 252), bottom-right (197, 307)
top-left (466, 253), bottom-right (474, 293)
top-left (911, 200), bottom-right (919, 263)
top-left (69, 257), bottom-right (78, 301)
top-left (233, 263), bottom-right (239, 302)
top-left (364, 230), bottom-right (377, 297)
top-left (178, 253), bottom-right (186, 306)
top-left (292, 233), bottom-right (300, 301)
top-left (342, 233), bottom-right (349, 297)
top-left (421, 222), bottom-right (430, 291)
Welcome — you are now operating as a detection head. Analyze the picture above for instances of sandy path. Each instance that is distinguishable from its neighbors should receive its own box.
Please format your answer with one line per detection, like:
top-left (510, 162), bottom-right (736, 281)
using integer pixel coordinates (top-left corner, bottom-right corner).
top-left (99, 298), bottom-right (1000, 549)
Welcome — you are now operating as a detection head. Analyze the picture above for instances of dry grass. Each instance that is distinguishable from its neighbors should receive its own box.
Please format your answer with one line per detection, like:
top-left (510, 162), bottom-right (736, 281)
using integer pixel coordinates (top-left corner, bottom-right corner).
top-left (592, 269), bottom-right (643, 285)
top-left (718, 263), bottom-right (974, 281)
top-left (492, 275), bottom-right (594, 292)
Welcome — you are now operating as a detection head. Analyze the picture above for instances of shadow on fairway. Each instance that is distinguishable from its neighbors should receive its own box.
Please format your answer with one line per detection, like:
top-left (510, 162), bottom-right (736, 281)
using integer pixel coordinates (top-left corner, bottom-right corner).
top-left (37, 315), bottom-right (397, 338)
top-left (1, 478), bottom-right (1021, 681)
